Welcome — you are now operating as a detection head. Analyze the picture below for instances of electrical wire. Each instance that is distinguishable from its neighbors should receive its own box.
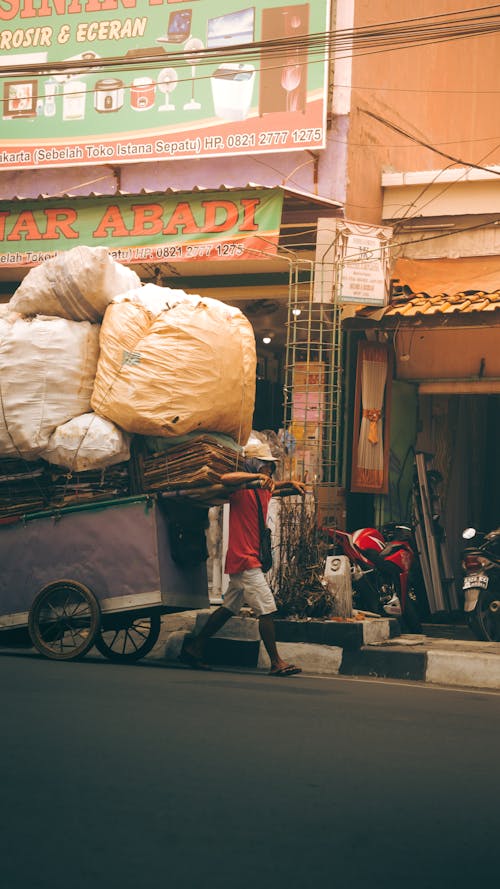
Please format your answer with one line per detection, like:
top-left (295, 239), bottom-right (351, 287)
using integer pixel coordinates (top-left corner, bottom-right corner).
top-left (2, 5), bottom-right (500, 79)
top-left (361, 110), bottom-right (500, 176)
top-left (392, 148), bottom-right (500, 226)
top-left (276, 216), bottom-right (500, 266)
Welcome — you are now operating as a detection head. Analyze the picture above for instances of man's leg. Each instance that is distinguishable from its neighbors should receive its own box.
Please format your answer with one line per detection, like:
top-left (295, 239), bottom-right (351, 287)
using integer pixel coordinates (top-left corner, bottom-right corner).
top-left (183, 606), bottom-right (233, 662)
top-left (239, 570), bottom-right (301, 676)
top-left (258, 614), bottom-right (301, 676)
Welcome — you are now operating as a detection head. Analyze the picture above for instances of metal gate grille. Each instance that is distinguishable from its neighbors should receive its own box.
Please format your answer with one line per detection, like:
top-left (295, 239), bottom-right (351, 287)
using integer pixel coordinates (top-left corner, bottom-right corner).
top-left (282, 251), bottom-right (344, 489)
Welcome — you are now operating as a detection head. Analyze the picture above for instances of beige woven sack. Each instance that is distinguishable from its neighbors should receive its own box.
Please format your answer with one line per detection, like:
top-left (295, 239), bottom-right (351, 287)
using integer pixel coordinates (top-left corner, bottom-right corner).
top-left (9, 245), bottom-right (140, 322)
top-left (0, 315), bottom-right (100, 458)
top-left (91, 297), bottom-right (256, 444)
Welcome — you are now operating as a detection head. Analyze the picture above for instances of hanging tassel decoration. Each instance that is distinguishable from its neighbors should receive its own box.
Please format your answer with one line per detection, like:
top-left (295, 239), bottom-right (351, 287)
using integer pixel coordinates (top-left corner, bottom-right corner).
top-left (362, 408), bottom-right (382, 444)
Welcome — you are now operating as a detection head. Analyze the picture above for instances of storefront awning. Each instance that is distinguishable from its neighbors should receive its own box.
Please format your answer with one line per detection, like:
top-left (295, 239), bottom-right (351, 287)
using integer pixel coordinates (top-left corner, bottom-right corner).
top-left (0, 184), bottom-right (341, 286)
top-left (391, 256), bottom-right (500, 298)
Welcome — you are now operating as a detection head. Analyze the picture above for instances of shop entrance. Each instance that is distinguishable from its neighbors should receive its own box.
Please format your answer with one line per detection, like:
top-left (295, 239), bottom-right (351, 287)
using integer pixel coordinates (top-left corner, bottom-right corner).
top-left (416, 392), bottom-right (500, 587)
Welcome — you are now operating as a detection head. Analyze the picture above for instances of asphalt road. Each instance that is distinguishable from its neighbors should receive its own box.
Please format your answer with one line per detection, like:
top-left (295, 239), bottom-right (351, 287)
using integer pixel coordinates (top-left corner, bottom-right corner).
top-left (1, 652), bottom-right (498, 889)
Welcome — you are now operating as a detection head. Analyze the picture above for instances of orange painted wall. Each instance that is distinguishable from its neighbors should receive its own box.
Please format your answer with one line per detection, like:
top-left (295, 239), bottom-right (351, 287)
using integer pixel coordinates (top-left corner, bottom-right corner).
top-left (345, 0), bottom-right (500, 223)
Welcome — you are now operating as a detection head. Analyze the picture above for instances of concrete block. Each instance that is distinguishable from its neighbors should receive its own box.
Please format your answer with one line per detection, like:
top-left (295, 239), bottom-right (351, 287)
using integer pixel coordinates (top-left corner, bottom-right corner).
top-left (163, 630), bottom-right (188, 662)
top-left (205, 637), bottom-right (260, 667)
top-left (161, 611), bottom-right (199, 634)
top-left (148, 611), bottom-right (198, 659)
top-left (195, 611), bottom-right (261, 641)
top-left (426, 650), bottom-right (500, 689)
top-left (274, 617), bottom-right (390, 650)
top-left (340, 647), bottom-right (426, 681)
top-left (363, 619), bottom-right (390, 645)
top-left (259, 642), bottom-right (343, 675)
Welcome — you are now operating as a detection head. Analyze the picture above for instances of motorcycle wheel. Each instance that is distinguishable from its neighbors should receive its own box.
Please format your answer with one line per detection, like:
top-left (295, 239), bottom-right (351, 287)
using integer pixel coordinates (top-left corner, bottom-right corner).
top-left (468, 588), bottom-right (500, 642)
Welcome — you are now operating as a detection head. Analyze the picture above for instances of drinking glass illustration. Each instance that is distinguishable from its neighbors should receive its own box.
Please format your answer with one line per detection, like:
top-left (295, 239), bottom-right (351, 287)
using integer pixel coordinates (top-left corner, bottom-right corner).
top-left (157, 68), bottom-right (178, 111)
top-left (183, 37), bottom-right (204, 111)
top-left (281, 61), bottom-right (301, 111)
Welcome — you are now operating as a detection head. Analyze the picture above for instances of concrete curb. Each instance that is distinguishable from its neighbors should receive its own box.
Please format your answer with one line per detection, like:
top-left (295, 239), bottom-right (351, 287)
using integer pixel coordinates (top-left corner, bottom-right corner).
top-left (426, 649), bottom-right (500, 689)
top-left (154, 610), bottom-right (500, 691)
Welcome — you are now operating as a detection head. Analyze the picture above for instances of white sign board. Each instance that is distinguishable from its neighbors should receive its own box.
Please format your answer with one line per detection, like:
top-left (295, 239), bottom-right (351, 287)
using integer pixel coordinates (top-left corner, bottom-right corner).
top-left (314, 220), bottom-right (393, 306)
top-left (341, 233), bottom-right (388, 304)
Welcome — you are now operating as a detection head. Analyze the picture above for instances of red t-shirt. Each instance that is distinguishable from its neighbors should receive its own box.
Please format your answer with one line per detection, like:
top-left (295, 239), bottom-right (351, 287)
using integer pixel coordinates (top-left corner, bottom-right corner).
top-left (224, 488), bottom-right (271, 575)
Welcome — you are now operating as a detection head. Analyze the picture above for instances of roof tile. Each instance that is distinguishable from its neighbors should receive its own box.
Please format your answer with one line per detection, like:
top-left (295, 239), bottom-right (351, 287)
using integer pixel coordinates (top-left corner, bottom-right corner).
top-left (380, 289), bottom-right (500, 318)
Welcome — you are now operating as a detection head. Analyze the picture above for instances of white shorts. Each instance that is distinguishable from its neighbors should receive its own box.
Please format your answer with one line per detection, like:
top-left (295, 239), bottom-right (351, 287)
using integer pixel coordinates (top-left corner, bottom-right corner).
top-left (223, 568), bottom-right (277, 617)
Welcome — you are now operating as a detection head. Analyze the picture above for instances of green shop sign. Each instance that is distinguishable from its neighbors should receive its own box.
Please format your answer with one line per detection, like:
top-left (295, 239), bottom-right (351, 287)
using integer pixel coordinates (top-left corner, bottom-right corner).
top-left (0, 187), bottom-right (284, 267)
top-left (0, 0), bottom-right (331, 169)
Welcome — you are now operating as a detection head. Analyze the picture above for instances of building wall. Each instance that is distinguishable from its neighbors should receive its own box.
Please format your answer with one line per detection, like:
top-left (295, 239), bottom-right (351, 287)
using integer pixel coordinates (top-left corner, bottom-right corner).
top-left (346, 0), bottom-right (500, 224)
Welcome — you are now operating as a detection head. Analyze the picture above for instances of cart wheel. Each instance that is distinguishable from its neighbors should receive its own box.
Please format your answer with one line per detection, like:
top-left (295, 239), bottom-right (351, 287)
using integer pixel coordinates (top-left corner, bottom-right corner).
top-left (94, 613), bottom-right (161, 663)
top-left (28, 580), bottom-right (100, 661)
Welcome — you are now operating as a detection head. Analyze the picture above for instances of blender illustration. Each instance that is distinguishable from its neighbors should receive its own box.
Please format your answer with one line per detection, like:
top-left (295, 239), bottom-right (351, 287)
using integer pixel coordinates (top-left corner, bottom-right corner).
top-left (43, 78), bottom-right (58, 117)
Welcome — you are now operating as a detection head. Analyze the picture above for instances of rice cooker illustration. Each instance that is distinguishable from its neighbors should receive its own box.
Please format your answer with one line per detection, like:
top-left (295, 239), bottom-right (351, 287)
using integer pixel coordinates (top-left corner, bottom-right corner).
top-left (210, 63), bottom-right (255, 121)
top-left (130, 77), bottom-right (156, 111)
top-left (94, 78), bottom-right (124, 113)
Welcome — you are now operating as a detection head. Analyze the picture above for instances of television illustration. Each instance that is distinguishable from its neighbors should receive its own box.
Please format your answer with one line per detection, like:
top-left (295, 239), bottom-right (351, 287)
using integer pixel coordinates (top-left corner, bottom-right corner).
top-left (207, 7), bottom-right (255, 48)
top-left (157, 10), bottom-right (192, 44)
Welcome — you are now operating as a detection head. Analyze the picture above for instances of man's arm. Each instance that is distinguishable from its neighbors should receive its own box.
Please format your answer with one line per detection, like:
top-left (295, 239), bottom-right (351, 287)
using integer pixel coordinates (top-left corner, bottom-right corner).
top-left (219, 471), bottom-right (275, 491)
top-left (273, 479), bottom-right (307, 496)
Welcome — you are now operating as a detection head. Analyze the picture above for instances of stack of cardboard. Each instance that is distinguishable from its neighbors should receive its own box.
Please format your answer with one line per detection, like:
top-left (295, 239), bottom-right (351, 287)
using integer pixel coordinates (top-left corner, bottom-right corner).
top-left (0, 459), bottom-right (48, 518)
top-left (138, 435), bottom-right (242, 496)
top-left (0, 457), bottom-right (131, 518)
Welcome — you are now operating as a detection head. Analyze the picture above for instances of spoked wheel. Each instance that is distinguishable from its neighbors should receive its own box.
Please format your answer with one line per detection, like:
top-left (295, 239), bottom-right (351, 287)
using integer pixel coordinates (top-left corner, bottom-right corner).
top-left (94, 612), bottom-right (161, 663)
top-left (28, 580), bottom-right (101, 661)
top-left (469, 589), bottom-right (500, 642)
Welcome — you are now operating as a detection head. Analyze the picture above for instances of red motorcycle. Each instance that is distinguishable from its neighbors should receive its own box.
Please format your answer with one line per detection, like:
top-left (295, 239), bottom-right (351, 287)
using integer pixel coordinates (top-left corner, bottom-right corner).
top-left (326, 522), bottom-right (422, 633)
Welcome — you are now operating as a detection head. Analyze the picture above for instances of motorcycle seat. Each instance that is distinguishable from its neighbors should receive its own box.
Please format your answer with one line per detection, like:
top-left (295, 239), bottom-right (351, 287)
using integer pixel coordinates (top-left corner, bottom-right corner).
top-left (378, 541), bottom-right (407, 559)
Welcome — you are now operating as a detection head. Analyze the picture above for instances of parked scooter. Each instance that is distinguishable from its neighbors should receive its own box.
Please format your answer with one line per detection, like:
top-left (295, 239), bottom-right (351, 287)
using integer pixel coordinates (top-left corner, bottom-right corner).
top-left (326, 522), bottom-right (422, 633)
top-left (461, 526), bottom-right (500, 641)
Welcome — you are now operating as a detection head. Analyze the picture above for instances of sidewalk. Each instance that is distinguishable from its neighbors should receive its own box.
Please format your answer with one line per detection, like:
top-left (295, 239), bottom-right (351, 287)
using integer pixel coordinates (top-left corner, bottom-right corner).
top-left (152, 609), bottom-right (500, 691)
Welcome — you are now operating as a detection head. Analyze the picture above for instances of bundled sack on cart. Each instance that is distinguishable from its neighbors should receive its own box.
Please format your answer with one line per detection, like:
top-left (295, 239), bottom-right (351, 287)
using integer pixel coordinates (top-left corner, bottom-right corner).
top-left (91, 284), bottom-right (256, 445)
top-left (0, 313), bottom-right (100, 459)
top-left (43, 412), bottom-right (131, 472)
top-left (9, 245), bottom-right (140, 322)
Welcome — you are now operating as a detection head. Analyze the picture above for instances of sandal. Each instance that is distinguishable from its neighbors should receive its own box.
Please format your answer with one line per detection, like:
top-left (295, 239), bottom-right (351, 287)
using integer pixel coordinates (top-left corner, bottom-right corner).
top-left (178, 646), bottom-right (212, 671)
top-left (269, 664), bottom-right (302, 677)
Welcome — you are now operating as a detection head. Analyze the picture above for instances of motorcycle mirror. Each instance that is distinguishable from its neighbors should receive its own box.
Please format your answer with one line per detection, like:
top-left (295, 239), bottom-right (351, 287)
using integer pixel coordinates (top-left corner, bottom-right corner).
top-left (462, 527), bottom-right (477, 540)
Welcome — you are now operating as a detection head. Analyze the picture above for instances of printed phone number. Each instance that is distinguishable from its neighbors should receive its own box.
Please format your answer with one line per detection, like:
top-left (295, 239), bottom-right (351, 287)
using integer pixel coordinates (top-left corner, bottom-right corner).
top-left (203, 129), bottom-right (323, 151)
top-left (152, 243), bottom-right (245, 259)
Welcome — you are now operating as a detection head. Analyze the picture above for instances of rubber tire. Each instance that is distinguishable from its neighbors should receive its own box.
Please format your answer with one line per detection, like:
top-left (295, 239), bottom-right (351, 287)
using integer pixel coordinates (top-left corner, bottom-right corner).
top-left (28, 579), bottom-right (100, 661)
top-left (94, 612), bottom-right (161, 663)
top-left (469, 588), bottom-right (500, 642)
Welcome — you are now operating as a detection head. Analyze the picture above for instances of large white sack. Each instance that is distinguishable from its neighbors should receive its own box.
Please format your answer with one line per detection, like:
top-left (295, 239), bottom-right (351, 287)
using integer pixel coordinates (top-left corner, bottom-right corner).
top-left (0, 315), bottom-right (100, 459)
top-left (91, 296), bottom-right (256, 444)
top-left (42, 412), bottom-right (131, 472)
top-left (114, 282), bottom-right (202, 316)
top-left (9, 246), bottom-right (140, 322)
top-left (116, 283), bottom-right (254, 323)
